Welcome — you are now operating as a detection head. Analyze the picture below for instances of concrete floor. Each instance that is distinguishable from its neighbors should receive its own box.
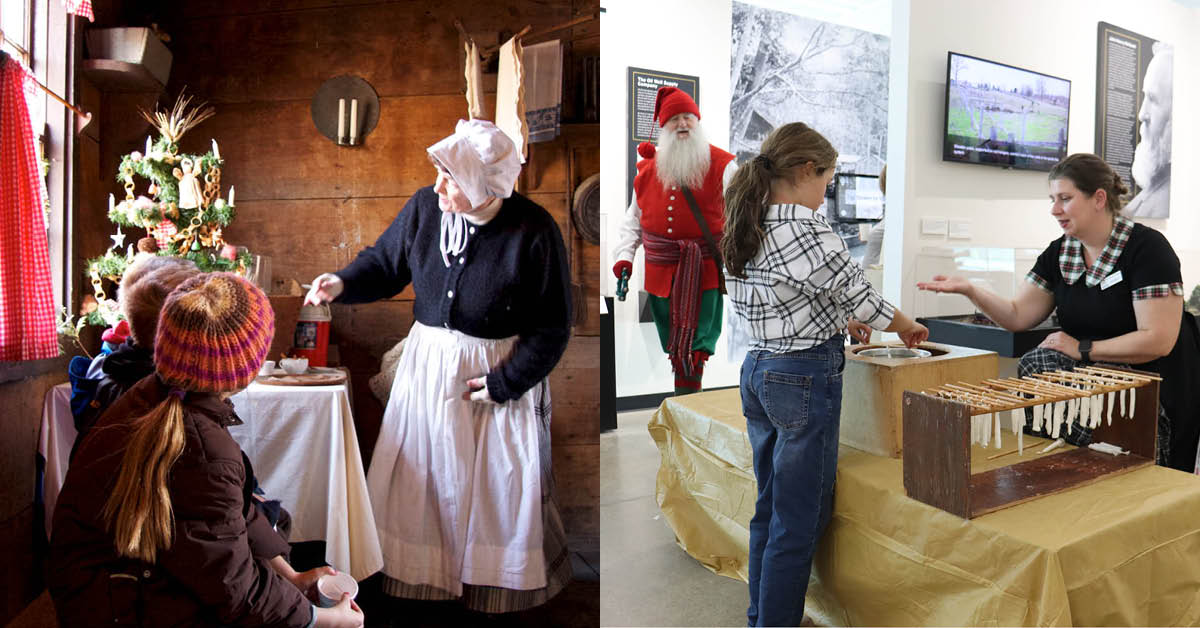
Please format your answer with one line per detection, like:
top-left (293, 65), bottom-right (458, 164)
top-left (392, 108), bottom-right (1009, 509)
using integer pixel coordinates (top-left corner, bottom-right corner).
top-left (601, 408), bottom-right (748, 628)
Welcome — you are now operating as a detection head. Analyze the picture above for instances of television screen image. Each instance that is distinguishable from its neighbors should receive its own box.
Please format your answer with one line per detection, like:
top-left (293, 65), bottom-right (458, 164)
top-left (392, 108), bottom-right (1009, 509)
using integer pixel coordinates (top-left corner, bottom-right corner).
top-left (943, 52), bottom-right (1071, 171)
top-left (832, 173), bottom-right (883, 221)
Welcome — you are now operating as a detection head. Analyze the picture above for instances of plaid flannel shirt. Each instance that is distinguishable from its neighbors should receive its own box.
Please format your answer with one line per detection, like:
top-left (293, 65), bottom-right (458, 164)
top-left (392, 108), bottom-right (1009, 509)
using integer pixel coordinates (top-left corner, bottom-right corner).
top-left (728, 204), bottom-right (895, 353)
top-left (1025, 215), bottom-right (1184, 300)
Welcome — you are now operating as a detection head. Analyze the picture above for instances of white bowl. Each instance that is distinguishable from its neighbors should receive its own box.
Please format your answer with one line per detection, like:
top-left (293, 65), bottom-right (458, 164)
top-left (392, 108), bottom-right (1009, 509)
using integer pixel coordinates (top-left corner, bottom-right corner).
top-left (280, 357), bottom-right (309, 375)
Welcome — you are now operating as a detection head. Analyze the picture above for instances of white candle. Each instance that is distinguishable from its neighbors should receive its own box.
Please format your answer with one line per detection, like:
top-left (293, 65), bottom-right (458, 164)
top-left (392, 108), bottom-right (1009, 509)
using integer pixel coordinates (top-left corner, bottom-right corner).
top-left (350, 98), bottom-right (358, 145)
top-left (108, 193), bottom-right (114, 214)
top-left (212, 139), bottom-right (221, 161)
top-left (228, 186), bottom-right (235, 206)
top-left (145, 136), bottom-right (152, 157)
top-left (338, 98), bottom-right (345, 144)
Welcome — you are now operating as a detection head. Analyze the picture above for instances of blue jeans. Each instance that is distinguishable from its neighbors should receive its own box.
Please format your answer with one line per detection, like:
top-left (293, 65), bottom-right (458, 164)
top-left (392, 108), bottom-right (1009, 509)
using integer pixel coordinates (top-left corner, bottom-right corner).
top-left (741, 336), bottom-right (845, 627)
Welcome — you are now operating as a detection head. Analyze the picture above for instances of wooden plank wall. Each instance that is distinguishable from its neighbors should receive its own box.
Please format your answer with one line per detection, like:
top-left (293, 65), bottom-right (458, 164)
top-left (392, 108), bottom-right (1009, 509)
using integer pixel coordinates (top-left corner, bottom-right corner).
top-left (80, 0), bottom-right (599, 543)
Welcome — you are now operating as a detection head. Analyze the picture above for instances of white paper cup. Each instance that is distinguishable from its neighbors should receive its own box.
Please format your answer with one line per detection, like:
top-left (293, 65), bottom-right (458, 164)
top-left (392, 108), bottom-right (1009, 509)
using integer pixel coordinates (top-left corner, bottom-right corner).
top-left (316, 573), bottom-right (358, 608)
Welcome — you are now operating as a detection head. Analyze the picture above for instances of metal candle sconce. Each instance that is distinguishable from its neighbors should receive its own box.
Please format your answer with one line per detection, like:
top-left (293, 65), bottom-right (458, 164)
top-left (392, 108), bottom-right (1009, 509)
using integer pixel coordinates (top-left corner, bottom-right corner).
top-left (311, 75), bottom-right (380, 146)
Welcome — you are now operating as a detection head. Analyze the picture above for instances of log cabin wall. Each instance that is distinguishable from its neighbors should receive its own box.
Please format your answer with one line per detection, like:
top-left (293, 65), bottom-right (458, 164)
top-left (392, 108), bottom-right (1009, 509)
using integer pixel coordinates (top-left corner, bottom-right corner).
top-left (77, 0), bottom-right (599, 551)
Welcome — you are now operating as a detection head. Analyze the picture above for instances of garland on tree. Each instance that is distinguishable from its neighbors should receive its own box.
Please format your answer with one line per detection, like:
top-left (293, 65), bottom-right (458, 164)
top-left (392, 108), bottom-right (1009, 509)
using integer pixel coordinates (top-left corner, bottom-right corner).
top-left (83, 92), bottom-right (252, 326)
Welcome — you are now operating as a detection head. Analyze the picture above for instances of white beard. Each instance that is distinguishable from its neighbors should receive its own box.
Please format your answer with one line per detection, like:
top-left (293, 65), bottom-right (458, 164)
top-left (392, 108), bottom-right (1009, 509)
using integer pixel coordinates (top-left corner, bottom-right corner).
top-left (1131, 120), bottom-right (1171, 189)
top-left (655, 123), bottom-right (711, 189)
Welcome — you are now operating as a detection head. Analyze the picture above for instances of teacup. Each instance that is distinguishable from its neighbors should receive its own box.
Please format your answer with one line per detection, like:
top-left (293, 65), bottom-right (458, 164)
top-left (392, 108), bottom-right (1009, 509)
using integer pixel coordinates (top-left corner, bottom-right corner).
top-left (259, 360), bottom-right (276, 376)
top-left (316, 572), bottom-right (358, 608)
top-left (280, 357), bottom-right (309, 375)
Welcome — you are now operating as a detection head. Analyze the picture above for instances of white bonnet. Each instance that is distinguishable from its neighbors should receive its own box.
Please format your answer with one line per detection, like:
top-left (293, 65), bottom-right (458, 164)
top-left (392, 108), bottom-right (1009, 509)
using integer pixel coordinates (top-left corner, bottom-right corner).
top-left (426, 119), bottom-right (522, 208)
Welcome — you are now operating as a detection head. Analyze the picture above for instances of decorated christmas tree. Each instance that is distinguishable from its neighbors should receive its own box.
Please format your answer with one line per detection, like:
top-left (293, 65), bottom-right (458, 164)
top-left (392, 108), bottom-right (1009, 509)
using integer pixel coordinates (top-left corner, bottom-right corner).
top-left (83, 93), bottom-right (250, 326)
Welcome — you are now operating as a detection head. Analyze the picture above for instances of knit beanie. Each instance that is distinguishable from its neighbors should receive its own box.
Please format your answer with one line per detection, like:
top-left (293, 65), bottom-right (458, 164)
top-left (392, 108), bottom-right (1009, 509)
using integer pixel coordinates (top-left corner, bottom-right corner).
top-left (654, 86), bottom-right (700, 127)
top-left (154, 273), bottom-right (274, 393)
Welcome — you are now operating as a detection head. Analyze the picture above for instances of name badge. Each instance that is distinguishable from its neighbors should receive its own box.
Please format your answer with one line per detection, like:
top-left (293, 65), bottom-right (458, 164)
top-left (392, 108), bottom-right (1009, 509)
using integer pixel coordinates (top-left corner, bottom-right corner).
top-left (1100, 270), bottom-right (1123, 290)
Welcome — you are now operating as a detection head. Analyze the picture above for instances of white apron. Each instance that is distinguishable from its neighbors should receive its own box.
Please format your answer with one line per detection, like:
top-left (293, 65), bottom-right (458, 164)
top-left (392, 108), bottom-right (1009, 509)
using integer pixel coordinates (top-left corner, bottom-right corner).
top-left (366, 321), bottom-right (550, 594)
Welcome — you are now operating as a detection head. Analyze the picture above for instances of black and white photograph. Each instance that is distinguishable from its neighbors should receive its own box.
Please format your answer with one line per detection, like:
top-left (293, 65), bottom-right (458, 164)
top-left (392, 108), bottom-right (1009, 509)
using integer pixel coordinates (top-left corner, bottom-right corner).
top-left (729, 2), bottom-right (889, 173)
top-left (729, 2), bottom-right (890, 257)
top-left (1096, 22), bottom-right (1174, 219)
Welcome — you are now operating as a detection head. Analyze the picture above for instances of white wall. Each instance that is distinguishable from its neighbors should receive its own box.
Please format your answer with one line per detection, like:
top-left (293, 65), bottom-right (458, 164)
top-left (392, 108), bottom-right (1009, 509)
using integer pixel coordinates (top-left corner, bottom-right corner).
top-left (601, 0), bottom-right (738, 397)
top-left (601, 0), bottom-right (892, 398)
top-left (890, 0), bottom-right (1200, 316)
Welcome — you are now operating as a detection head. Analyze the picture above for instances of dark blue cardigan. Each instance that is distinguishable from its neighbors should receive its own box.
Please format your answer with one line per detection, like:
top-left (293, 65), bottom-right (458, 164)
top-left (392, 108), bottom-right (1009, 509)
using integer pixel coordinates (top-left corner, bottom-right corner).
top-left (335, 186), bottom-right (572, 402)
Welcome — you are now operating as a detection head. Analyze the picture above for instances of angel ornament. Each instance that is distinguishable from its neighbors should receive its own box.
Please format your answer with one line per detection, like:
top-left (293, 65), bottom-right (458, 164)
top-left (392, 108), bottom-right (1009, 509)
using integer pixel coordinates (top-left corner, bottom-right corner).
top-left (174, 157), bottom-right (205, 209)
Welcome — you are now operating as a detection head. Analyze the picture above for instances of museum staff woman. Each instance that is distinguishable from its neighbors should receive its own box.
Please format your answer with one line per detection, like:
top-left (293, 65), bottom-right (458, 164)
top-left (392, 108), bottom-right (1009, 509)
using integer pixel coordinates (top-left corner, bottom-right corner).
top-left (305, 119), bottom-right (573, 612)
top-left (919, 153), bottom-right (1200, 472)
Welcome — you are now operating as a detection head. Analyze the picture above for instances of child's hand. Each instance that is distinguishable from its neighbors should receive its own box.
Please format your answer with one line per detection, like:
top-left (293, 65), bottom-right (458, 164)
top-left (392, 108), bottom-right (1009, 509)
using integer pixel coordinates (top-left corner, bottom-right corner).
top-left (898, 322), bottom-right (929, 348)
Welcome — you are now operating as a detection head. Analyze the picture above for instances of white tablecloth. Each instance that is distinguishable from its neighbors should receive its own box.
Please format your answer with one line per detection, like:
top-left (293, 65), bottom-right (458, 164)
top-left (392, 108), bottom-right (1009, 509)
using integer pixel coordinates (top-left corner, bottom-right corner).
top-left (229, 382), bottom-right (382, 580)
top-left (39, 380), bottom-right (384, 581)
top-left (38, 384), bottom-right (75, 541)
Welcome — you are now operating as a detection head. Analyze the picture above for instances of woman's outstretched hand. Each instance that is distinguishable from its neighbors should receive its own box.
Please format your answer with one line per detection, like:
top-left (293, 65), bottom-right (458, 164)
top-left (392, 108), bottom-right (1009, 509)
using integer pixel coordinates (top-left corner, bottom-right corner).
top-left (916, 275), bottom-right (972, 296)
top-left (304, 273), bottom-right (344, 306)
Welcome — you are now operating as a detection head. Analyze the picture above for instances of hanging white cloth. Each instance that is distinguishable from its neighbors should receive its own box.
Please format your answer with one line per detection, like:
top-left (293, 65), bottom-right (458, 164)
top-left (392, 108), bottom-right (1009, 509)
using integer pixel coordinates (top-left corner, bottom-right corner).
top-left (463, 40), bottom-right (486, 120)
top-left (366, 321), bottom-right (552, 594)
top-left (495, 36), bottom-right (527, 164)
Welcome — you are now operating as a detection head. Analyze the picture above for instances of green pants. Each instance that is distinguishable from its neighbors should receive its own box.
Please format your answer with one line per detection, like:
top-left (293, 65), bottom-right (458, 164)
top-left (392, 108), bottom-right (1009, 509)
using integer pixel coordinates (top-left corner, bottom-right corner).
top-left (647, 289), bottom-right (723, 356)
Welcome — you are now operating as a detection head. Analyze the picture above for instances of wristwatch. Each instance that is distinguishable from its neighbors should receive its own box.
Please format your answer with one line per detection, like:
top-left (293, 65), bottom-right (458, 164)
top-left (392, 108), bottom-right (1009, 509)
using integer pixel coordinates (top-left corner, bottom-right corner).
top-left (1078, 338), bottom-right (1093, 363)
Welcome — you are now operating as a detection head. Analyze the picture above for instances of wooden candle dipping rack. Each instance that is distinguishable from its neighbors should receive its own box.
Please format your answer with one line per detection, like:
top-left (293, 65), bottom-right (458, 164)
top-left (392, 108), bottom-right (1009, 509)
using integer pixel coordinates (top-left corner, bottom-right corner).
top-left (902, 366), bottom-right (1160, 518)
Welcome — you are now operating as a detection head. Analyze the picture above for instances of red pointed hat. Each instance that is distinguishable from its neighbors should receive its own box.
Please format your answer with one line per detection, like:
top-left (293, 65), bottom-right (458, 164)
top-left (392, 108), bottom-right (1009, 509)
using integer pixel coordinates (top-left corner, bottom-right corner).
top-left (653, 86), bottom-right (700, 127)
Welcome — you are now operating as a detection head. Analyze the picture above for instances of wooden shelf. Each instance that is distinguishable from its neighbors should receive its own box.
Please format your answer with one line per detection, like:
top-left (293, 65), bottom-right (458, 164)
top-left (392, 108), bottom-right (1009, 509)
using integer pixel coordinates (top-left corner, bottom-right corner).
top-left (81, 59), bottom-right (164, 93)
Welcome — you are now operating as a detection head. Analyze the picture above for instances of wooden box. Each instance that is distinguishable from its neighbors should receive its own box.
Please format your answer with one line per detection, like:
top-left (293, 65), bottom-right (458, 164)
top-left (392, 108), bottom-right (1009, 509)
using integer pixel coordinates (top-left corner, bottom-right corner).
top-left (839, 342), bottom-right (997, 457)
top-left (902, 372), bottom-right (1158, 518)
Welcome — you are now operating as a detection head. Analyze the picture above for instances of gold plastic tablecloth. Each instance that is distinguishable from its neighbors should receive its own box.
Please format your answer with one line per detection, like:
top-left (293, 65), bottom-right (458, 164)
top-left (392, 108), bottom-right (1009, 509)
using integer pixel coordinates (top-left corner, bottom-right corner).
top-left (648, 389), bottom-right (1200, 626)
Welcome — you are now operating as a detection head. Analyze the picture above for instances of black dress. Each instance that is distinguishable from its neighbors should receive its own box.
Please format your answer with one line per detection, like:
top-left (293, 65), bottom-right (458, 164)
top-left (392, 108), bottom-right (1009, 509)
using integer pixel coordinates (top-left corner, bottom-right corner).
top-left (1027, 217), bottom-right (1200, 471)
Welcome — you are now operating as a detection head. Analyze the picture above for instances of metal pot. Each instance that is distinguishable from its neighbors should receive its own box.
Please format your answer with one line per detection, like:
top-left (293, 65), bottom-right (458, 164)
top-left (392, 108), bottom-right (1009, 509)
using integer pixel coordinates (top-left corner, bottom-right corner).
top-left (855, 347), bottom-right (932, 359)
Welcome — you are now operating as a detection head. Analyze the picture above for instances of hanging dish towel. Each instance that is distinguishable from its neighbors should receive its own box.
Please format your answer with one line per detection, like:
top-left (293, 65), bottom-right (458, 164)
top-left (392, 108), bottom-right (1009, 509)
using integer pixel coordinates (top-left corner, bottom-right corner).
top-left (463, 40), bottom-right (486, 120)
top-left (522, 40), bottom-right (562, 143)
top-left (0, 53), bottom-right (58, 361)
top-left (495, 36), bottom-right (527, 164)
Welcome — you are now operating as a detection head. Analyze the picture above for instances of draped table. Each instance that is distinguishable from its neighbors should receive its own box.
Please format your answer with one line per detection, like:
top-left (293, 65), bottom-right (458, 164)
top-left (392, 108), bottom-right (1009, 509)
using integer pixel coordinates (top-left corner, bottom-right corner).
top-left (649, 388), bottom-right (1200, 626)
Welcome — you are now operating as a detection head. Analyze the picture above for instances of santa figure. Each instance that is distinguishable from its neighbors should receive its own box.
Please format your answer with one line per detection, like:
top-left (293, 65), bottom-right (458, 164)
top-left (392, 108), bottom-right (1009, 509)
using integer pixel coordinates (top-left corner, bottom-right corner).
top-left (612, 86), bottom-right (737, 394)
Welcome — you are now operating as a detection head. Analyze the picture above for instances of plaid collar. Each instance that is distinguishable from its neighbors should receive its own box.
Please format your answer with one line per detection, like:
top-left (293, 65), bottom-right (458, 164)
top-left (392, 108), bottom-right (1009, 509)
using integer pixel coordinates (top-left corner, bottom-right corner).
top-left (765, 203), bottom-right (829, 226)
top-left (1059, 215), bottom-right (1135, 286)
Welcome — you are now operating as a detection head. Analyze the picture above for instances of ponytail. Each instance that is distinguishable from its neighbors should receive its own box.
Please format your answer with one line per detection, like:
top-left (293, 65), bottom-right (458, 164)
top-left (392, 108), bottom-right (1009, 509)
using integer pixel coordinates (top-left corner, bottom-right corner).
top-left (102, 394), bottom-right (187, 563)
top-left (721, 122), bottom-right (838, 278)
top-left (722, 159), bottom-right (773, 278)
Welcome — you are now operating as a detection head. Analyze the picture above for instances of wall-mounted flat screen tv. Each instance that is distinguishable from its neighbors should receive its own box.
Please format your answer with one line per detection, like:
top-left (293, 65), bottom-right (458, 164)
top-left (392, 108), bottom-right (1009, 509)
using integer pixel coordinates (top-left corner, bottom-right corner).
top-left (943, 52), bottom-right (1071, 172)
top-left (831, 173), bottom-right (883, 222)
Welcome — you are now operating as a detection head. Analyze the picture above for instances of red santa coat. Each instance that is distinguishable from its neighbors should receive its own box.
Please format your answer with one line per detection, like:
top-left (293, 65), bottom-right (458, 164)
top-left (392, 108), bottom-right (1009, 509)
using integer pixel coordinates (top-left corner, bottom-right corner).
top-left (633, 144), bottom-right (736, 298)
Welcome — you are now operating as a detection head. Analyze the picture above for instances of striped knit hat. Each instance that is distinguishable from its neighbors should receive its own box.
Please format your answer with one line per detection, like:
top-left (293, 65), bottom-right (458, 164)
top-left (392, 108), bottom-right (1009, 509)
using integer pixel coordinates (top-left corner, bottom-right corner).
top-left (154, 273), bottom-right (274, 393)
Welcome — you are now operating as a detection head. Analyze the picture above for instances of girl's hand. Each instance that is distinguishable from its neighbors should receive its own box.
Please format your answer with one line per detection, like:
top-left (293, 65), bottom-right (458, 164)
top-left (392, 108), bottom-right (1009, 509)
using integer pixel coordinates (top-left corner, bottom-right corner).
top-left (846, 318), bottom-right (872, 343)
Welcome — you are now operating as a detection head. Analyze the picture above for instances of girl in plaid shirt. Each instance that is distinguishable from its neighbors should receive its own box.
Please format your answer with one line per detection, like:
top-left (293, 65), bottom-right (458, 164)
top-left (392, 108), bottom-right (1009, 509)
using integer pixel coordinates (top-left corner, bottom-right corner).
top-left (722, 122), bottom-right (927, 627)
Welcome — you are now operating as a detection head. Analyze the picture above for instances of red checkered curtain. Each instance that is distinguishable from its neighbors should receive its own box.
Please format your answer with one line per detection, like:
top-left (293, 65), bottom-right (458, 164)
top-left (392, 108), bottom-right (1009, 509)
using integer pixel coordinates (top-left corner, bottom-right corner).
top-left (63, 0), bottom-right (95, 21)
top-left (0, 53), bottom-right (58, 361)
